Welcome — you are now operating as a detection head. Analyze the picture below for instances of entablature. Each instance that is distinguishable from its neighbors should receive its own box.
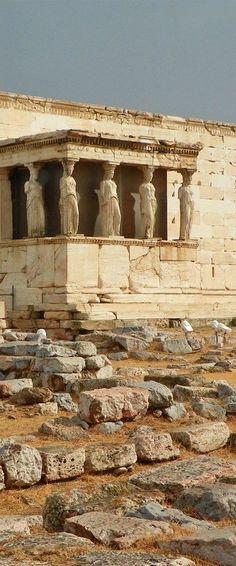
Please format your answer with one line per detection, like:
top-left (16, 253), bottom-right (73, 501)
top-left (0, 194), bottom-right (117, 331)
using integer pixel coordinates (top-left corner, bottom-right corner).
top-left (0, 129), bottom-right (203, 171)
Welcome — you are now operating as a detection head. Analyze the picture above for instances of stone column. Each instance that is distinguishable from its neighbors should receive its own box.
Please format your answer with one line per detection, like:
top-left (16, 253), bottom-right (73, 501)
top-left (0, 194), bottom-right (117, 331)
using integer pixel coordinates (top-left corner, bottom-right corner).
top-left (139, 165), bottom-right (157, 239)
top-left (178, 169), bottom-right (195, 240)
top-left (0, 168), bottom-right (13, 240)
top-left (98, 162), bottom-right (121, 237)
top-left (24, 163), bottom-right (45, 237)
top-left (59, 159), bottom-right (79, 236)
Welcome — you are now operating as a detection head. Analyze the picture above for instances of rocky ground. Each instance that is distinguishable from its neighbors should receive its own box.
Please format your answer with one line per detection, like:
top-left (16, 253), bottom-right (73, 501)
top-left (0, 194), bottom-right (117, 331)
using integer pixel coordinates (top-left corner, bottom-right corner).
top-left (0, 325), bottom-right (236, 565)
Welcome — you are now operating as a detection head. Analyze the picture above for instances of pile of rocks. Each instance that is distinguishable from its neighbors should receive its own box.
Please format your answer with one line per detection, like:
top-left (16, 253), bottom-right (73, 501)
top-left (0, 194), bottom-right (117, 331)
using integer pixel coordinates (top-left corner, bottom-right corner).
top-left (0, 325), bottom-right (236, 565)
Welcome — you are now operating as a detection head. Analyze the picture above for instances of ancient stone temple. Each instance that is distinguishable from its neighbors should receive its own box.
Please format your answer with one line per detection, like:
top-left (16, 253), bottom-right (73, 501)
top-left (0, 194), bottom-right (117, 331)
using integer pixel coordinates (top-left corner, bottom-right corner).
top-left (0, 91), bottom-right (235, 336)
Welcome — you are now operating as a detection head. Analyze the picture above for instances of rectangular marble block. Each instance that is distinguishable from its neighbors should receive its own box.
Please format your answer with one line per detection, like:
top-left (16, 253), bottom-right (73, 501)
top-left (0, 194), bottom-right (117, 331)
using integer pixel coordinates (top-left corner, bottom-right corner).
top-left (67, 243), bottom-right (99, 287)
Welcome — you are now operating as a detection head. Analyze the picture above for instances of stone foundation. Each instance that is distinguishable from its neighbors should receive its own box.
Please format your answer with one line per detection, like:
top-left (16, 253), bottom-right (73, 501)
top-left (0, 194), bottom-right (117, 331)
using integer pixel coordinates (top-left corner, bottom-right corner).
top-left (0, 236), bottom-right (235, 337)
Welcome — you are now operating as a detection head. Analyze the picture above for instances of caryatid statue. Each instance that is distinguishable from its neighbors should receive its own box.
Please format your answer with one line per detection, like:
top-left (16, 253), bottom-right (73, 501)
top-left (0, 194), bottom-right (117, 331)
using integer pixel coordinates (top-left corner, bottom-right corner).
top-left (139, 166), bottom-right (157, 238)
top-left (59, 160), bottom-right (79, 236)
top-left (178, 169), bottom-right (195, 240)
top-left (24, 164), bottom-right (45, 237)
top-left (99, 162), bottom-right (121, 237)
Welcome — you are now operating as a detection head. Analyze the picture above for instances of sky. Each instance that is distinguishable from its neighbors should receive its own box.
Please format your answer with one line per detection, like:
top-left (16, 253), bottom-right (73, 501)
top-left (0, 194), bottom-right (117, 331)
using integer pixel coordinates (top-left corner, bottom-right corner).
top-left (0, 0), bottom-right (235, 123)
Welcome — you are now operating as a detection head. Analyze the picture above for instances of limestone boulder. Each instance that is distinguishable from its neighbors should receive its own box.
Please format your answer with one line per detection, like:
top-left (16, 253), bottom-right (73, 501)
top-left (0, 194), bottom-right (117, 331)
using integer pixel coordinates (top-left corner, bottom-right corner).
top-left (85, 443), bottom-right (137, 472)
top-left (162, 338), bottom-right (192, 355)
top-left (65, 511), bottom-right (171, 548)
top-left (86, 354), bottom-right (110, 370)
top-left (113, 334), bottom-right (150, 352)
top-left (0, 465), bottom-right (5, 490)
top-left (192, 398), bottom-right (226, 420)
top-left (37, 401), bottom-right (58, 415)
top-left (175, 483), bottom-right (236, 521)
top-left (78, 552), bottom-right (195, 566)
top-left (74, 341), bottom-right (97, 357)
top-left (40, 446), bottom-right (85, 481)
top-left (170, 422), bottom-right (230, 453)
top-left (42, 372), bottom-right (79, 392)
top-left (217, 381), bottom-right (236, 398)
top-left (36, 344), bottom-right (76, 357)
top-left (3, 532), bottom-right (94, 554)
top-left (43, 489), bottom-right (91, 531)
top-left (82, 365), bottom-right (113, 380)
top-left (0, 515), bottom-right (30, 534)
top-left (173, 384), bottom-right (218, 401)
top-left (0, 441), bottom-right (42, 488)
top-left (157, 527), bottom-right (236, 566)
top-left (129, 456), bottom-right (236, 496)
top-left (10, 387), bottom-right (52, 405)
top-left (224, 396), bottom-right (236, 414)
top-left (162, 402), bottom-right (188, 422)
top-left (127, 501), bottom-right (213, 530)
top-left (39, 418), bottom-right (88, 441)
top-left (32, 356), bottom-right (85, 373)
top-left (78, 386), bottom-right (149, 424)
top-left (130, 426), bottom-right (180, 463)
top-left (0, 378), bottom-right (33, 398)
top-left (52, 392), bottom-right (78, 412)
top-left (128, 380), bottom-right (173, 409)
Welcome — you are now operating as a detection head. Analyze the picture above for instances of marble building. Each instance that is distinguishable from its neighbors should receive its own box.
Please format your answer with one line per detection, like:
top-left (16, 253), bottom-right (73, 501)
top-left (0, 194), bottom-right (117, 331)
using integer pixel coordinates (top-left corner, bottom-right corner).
top-left (0, 91), bottom-right (235, 335)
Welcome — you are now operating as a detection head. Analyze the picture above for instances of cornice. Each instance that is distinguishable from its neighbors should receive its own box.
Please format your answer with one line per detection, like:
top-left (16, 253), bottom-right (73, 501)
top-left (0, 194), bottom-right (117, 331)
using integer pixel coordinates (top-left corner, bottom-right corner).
top-left (0, 91), bottom-right (236, 137)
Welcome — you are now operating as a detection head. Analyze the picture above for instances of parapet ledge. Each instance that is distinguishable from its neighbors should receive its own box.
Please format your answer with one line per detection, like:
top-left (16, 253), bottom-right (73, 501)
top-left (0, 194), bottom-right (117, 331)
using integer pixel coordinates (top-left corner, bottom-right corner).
top-left (0, 236), bottom-right (199, 249)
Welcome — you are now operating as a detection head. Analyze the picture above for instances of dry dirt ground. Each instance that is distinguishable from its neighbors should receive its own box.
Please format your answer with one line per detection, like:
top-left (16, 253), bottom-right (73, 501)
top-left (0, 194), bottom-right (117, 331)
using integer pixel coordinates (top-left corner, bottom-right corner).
top-left (0, 327), bottom-right (236, 565)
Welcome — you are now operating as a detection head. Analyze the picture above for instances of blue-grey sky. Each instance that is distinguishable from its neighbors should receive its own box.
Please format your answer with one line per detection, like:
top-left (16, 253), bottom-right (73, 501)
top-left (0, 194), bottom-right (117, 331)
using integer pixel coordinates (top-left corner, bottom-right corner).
top-left (0, 0), bottom-right (235, 123)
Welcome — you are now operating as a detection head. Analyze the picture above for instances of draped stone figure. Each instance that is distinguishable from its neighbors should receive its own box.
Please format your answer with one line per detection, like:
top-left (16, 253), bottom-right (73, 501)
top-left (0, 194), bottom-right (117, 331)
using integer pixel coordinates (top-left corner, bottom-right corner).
top-left (139, 166), bottom-right (157, 239)
top-left (178, 170), bottom-right (194, 240)
top-left (24, 164), bottom-right (45, 237)
top-left (59, 160), bottom-right (79, 235)
top-left (99, 163), bottom-right (121, 237)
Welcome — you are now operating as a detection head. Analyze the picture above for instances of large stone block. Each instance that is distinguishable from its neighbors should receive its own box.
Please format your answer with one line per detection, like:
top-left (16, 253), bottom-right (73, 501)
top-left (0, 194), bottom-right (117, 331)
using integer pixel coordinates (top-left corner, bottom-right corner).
top-left (40, 446), bottom-right (85, 481)
top-left (27, 244), bottom-right (55, 287)
top-left (78, 386), bottom-right (149, 424)
top-left (65, 511), bottom-right (171, 548)
top-left (67, 243), bottom-right (99, 287)
top-left (160, 247), bottom-right (197, 262)
top-left (130, 247), bottom-right (160, 289)
top-left (99, 245), bottom-right (129, 288)
top-left (171, 422), bottom-right (230, 453)
top-left (85, 443), bottom-right (137, 472)
top-left (129, 456), bottom-right (236, 496)
top-left (0, 441), bottom-right (42, 487)
top-left (131, 426), bottom-right (180, 463)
